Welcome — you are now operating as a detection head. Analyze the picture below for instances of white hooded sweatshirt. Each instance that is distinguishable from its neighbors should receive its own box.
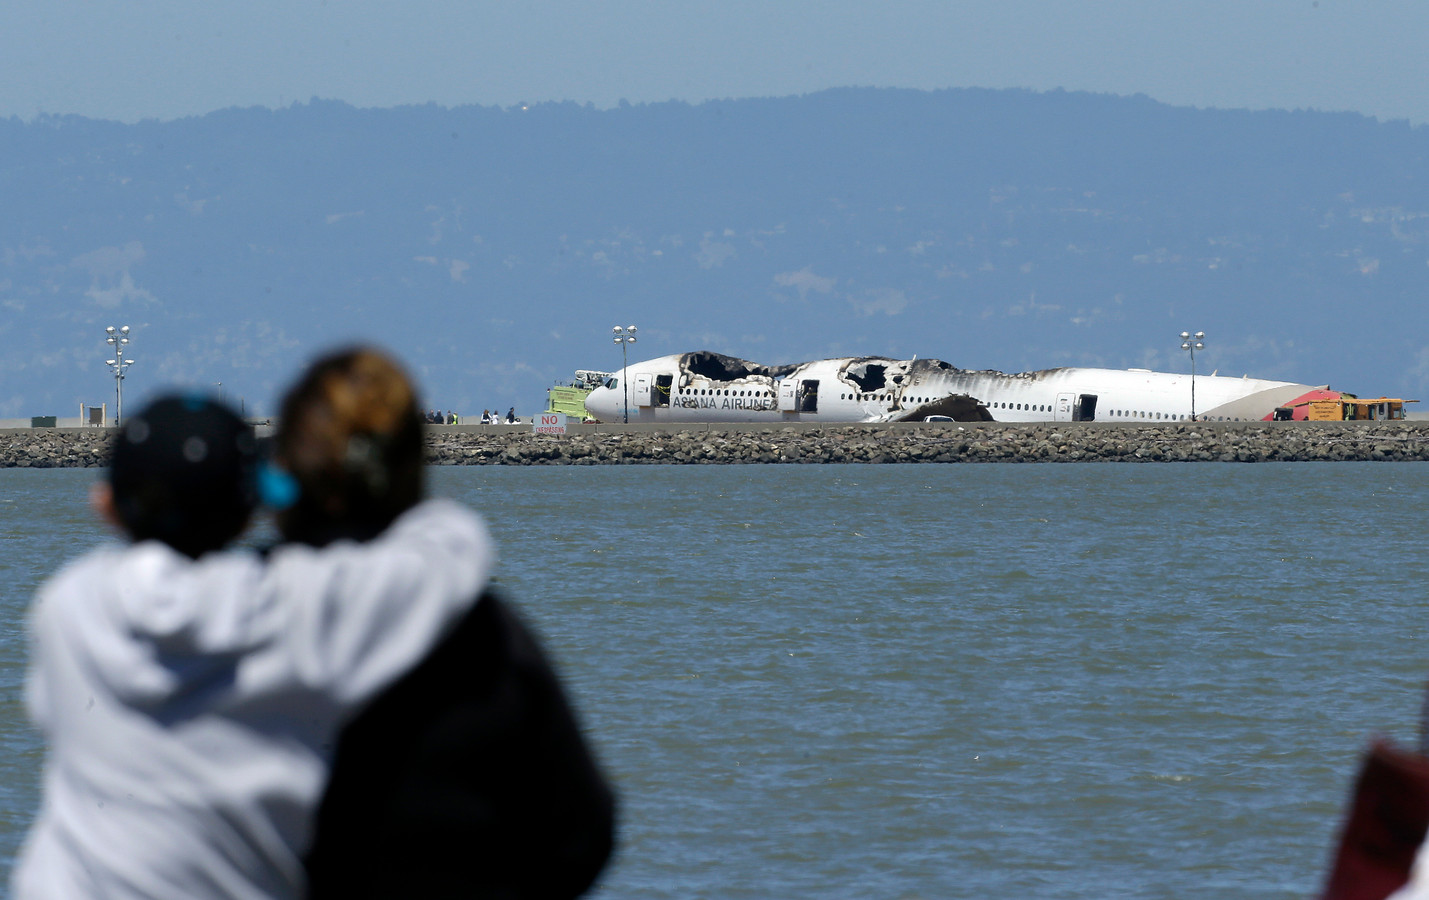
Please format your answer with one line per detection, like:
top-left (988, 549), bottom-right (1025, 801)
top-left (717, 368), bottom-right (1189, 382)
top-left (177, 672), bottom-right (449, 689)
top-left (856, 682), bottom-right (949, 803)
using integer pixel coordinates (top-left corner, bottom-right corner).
top-left (13, 499), bottom-right (493, 900)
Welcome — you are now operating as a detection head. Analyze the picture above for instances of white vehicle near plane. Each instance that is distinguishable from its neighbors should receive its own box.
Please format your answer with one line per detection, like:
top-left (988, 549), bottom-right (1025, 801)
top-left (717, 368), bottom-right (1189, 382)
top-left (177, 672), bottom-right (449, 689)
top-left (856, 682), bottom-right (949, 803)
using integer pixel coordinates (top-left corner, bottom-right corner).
top-left (581, 351), bottom-right (1327, 424)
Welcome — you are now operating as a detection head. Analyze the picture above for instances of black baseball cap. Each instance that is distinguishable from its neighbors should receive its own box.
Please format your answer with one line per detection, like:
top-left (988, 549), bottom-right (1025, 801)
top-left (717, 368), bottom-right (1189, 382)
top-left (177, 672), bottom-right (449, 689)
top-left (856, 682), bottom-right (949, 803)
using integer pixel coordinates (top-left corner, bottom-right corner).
top-left (109, 394), bottom-right (258, 558)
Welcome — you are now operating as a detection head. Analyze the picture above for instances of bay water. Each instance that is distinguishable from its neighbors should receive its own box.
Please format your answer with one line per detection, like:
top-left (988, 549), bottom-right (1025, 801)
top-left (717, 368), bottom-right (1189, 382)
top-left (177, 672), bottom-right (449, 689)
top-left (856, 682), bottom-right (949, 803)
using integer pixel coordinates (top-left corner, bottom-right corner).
top-left (2, 463), bottom-right (1427, 898)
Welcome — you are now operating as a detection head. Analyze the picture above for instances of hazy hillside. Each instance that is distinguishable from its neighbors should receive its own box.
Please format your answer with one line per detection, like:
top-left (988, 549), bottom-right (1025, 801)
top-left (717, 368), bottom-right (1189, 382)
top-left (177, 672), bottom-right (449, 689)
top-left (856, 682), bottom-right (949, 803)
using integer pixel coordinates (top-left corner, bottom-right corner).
top-left (3, 87), bottom-right (1427, 418)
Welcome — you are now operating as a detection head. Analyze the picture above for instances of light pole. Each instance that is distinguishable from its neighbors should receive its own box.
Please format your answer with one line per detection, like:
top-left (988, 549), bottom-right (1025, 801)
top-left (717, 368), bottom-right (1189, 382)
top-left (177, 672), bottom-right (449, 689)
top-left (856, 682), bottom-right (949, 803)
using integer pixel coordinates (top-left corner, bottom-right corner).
top-left (104, 325), bottom-right (136, 427)
top-left (1180, 330), bottom-right (1204, 421)
top-left (612, 325), bottom-right (637, 424)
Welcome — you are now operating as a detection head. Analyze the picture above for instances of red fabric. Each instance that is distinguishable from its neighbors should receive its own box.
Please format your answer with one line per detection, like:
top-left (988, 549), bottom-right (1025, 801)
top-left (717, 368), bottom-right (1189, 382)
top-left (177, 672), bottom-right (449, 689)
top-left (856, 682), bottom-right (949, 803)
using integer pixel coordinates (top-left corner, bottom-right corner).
top-left (1322, 739), bottom-right (1429, 900)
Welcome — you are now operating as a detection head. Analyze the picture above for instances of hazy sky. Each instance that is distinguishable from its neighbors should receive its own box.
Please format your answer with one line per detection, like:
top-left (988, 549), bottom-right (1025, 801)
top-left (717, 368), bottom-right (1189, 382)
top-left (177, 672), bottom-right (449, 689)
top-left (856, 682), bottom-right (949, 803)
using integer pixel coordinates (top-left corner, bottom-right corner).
top-left (6, 0), bottom-right (1429, 124)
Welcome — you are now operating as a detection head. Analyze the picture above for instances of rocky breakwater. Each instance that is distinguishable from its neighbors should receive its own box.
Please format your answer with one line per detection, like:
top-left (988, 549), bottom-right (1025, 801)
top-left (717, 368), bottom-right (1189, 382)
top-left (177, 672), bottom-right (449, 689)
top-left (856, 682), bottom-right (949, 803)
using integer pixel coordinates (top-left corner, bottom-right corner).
top-left (8, 422), bottom-right (1429, 469)
top-left (423, 421), bottom-right (1429, 465)
top-left (0, 429), bottom-right (109, 468)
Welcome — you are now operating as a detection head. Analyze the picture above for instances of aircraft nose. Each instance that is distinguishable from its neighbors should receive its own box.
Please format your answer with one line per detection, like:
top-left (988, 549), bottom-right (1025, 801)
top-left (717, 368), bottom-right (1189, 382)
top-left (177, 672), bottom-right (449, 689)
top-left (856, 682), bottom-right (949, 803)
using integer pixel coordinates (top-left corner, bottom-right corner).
top-left (584, 387), bottom-right (609, 420)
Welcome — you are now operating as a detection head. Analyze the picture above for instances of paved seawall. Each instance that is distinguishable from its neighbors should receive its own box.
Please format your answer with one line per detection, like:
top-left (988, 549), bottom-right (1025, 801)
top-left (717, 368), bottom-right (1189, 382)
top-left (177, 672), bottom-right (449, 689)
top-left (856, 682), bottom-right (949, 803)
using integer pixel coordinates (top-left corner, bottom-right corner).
top-left (9, 421), bottom-right (1429, 468)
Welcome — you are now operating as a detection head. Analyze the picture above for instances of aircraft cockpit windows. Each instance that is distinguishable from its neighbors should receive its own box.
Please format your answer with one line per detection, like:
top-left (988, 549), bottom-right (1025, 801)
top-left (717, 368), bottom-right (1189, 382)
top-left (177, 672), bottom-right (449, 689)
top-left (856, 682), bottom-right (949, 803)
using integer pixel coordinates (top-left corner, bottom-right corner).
top-left (604, 377), bottom-right (619, 390)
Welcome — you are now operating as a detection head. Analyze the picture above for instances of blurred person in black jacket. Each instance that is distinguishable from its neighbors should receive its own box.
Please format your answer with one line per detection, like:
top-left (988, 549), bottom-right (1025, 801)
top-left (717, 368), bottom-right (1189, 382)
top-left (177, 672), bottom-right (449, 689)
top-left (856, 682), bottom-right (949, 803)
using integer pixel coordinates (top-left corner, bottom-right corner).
top-left (270, 346), bottom-right (616, 899)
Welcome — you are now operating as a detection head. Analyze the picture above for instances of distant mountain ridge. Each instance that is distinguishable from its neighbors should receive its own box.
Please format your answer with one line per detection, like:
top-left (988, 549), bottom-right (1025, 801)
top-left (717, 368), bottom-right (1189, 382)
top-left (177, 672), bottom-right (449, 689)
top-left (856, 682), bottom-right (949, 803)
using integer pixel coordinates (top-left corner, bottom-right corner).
top-left (3, 87), bottom-right (1427, 418)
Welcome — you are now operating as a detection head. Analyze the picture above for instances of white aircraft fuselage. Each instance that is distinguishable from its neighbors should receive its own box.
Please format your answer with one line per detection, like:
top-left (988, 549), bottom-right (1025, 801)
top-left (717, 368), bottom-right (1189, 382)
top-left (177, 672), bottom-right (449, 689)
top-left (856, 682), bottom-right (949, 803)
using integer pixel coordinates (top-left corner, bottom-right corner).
top-left (582, 351), bottom-right (1326, 424)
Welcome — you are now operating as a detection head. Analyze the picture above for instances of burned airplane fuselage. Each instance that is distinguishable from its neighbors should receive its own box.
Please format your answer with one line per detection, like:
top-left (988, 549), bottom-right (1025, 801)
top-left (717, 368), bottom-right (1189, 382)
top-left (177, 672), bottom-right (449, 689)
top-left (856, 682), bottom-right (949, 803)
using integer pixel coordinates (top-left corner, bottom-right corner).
top-left (581, 351), bottom-right (1324, 425)
top-left (585, 352), bottom-right (992, 423)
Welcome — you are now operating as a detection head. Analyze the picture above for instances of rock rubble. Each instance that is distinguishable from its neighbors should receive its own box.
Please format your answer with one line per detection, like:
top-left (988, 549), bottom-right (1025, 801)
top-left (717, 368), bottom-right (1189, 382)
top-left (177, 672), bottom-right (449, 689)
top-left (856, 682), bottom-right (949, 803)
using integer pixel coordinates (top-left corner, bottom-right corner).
top-left (424, 422), bottom-right (1429, 465)
top-left (7, 422), bottom-right (1429, 469)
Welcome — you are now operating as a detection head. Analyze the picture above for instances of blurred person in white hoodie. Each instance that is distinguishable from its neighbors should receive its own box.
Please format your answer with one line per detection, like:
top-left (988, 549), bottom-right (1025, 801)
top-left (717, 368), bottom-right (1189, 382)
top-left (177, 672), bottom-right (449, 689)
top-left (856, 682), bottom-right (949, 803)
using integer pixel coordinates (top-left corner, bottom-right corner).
top-left (13, 364), bottom-right (494, 899)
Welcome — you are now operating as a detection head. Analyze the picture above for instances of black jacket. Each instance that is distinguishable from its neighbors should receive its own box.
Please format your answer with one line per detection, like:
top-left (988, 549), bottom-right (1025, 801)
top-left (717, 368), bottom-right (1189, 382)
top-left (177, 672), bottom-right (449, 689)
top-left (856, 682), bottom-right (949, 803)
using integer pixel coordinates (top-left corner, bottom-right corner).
top-left (305, 590), bottom-right (617, 899)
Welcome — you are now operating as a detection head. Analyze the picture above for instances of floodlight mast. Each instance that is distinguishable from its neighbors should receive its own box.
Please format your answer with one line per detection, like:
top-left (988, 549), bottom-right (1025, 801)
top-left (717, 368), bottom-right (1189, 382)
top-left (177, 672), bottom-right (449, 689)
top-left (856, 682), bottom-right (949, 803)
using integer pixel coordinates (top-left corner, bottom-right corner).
top-left (612, 325), bottom-right (637, 424)
top-left (104, 325), bottom-right (135, 426)
top-left (1179, 330), bottom-right (1205, 421)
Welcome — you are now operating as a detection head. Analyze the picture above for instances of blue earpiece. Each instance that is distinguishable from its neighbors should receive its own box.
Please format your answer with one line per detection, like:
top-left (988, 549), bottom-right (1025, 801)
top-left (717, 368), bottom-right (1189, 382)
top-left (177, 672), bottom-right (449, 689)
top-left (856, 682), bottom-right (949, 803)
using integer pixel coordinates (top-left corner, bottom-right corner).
top-left (257, 463), bottom-right (300, 510)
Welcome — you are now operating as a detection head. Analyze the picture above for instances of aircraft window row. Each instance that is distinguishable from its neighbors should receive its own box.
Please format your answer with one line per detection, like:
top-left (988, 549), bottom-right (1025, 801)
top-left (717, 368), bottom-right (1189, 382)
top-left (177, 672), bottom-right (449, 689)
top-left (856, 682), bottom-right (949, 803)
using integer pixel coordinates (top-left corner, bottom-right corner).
top-left (1106, 410), bottom-right (1245, 422)
top-left (680, 388), bottom-right (773, 397)
top-left (990, 402), bottom-right (1050, 412)
top-left (1107, 410), bottom-right (1187, 420)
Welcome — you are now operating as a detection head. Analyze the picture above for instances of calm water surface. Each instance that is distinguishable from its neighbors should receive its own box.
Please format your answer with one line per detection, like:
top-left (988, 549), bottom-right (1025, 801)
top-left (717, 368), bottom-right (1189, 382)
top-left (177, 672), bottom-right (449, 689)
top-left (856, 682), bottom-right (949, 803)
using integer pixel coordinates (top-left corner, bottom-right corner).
top-left (2, 463), bottom-right (1428, 898)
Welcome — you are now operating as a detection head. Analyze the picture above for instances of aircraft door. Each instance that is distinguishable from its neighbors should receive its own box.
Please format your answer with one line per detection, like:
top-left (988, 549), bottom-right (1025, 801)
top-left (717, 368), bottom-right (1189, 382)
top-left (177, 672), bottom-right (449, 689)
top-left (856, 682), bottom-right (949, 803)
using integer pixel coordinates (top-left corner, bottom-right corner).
top-left (632, 373), bottom-right (653, 407)
top-left (653, 374), bottom-right (672, 408)
top-left (1054, 392), bottom-right (1075, 422)
top-left (798, 380), bottom-right (819, 413)
top-left (778, 380), bottom-right (797, 412)
top-left (1075, 394), bottom-right (1098, 422)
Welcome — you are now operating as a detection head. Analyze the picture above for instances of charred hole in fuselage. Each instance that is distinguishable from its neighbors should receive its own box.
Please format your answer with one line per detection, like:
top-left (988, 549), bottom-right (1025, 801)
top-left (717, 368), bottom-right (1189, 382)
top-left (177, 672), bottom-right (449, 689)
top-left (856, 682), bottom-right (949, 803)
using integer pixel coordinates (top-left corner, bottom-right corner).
top-left (680, 351), bottom-right (798, 382)
top-left (845, 364), bottom-right (887, 392)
